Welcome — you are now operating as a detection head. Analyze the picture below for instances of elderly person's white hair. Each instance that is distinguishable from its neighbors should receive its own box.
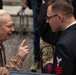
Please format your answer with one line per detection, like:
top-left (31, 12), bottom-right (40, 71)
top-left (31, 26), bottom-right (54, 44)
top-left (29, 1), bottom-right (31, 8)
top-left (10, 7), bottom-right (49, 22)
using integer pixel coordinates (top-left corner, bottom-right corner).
top-left (0, 10), bottom-right (9, 15)
top-left (0, 10), bottom-right (10, 25)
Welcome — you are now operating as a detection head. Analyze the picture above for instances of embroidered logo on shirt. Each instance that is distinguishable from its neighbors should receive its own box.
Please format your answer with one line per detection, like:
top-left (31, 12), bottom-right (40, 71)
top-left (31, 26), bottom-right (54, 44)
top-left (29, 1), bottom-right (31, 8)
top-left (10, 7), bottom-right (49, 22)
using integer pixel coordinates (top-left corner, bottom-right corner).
top-left (55, 57), bottom-right (62, 74)
top-left (57, 57), bottom-right (62, 66)
top-left (42, 0), bottom-right (45, 4)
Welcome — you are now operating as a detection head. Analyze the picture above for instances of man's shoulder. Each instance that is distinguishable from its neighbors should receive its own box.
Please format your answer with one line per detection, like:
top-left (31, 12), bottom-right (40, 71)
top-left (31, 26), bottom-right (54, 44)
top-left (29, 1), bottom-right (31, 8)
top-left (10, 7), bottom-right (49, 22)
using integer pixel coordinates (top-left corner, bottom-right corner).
top-left (57, 29), bottom-right (76, 45)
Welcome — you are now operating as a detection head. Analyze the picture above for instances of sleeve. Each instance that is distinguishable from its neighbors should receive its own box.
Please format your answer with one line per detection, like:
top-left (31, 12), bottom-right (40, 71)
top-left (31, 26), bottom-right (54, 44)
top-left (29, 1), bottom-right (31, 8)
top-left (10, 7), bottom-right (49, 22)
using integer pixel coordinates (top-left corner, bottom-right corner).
top-left (54, 43), bottom-right (74, 75)
top-left (0, 53), bottom-right (25, 75)
top-left (7, 53), bottom-right (25, 71)
top-left (0, 67), bottom-right (10, 75)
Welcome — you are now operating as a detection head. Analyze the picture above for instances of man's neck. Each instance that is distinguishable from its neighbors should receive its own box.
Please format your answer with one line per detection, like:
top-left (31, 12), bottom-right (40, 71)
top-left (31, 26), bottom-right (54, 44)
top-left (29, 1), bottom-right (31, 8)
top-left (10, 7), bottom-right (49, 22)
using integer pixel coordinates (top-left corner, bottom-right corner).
top-left (62, 16), bottom-right (76, 30)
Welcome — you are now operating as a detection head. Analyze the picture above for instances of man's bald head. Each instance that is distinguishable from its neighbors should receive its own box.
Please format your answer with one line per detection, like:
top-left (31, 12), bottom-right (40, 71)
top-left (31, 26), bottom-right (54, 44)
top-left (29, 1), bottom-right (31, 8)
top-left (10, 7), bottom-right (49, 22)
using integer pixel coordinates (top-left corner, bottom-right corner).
top-left (0, 10), bottom-right (14, 41)
top-left (0, 10), bottom-right (13, 26)
top-left (0, 10), bottom-right (9, 14)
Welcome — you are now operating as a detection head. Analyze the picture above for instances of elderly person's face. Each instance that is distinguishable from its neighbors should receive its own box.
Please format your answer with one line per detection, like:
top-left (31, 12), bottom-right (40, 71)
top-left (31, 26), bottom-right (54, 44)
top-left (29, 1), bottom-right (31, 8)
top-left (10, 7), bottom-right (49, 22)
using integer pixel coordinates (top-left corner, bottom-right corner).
top-left (0, 14), bottom-right (15, 41)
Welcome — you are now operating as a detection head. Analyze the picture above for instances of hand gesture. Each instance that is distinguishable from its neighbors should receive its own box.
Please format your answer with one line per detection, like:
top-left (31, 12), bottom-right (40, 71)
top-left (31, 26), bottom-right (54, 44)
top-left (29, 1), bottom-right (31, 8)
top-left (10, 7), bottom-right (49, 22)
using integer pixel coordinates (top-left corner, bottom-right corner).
top-left (18, 39), bottom-right (29, 58)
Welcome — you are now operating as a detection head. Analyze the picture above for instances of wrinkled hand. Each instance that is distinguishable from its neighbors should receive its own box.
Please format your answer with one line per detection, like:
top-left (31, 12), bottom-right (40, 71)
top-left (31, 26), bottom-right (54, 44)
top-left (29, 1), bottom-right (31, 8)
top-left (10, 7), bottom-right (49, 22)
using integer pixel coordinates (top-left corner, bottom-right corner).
top-left (44, 58), bottom-right (53, 66)
top-left (0, 67), bottom-right (10, 75)
top-left (18, 39), bottom-right (29, 58)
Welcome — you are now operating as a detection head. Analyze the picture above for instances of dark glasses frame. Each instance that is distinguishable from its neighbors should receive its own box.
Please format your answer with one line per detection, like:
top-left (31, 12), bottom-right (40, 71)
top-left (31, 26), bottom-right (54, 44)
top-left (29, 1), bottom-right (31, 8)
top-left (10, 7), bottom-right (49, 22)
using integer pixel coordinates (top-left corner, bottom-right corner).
top-left (45, 14), bottom-right (58, 21)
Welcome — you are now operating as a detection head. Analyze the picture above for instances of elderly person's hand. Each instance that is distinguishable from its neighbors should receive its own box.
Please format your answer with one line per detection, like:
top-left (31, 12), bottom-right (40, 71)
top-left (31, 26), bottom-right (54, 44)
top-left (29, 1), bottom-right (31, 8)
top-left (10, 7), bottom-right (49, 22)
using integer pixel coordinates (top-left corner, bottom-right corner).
top-left (18, 39), bottom-right (29, 59)
top-left (0, 67), bottom-right (10, 75)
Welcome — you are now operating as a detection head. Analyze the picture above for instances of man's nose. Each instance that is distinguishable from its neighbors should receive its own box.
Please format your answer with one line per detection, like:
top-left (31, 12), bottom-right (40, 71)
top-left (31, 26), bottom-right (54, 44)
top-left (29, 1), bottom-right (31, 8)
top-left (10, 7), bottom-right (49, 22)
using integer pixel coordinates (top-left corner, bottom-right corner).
top-left (11, 26), bottom-right (15, 32)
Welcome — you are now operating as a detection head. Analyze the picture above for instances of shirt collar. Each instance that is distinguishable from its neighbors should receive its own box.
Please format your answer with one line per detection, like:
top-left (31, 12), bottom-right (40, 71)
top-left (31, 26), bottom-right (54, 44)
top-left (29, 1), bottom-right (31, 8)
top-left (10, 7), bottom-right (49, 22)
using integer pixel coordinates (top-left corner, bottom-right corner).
top-left (65, 21), bottom-right (76, 30)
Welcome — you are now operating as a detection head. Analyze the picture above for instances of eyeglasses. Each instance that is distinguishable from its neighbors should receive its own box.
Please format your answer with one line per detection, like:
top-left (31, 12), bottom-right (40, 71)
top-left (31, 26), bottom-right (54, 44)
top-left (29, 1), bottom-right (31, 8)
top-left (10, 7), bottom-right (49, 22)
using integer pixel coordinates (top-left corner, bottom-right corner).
top-left (5, 24), bottom-right (14, 28)
top-left (45, 14), bottom-right (58, 22)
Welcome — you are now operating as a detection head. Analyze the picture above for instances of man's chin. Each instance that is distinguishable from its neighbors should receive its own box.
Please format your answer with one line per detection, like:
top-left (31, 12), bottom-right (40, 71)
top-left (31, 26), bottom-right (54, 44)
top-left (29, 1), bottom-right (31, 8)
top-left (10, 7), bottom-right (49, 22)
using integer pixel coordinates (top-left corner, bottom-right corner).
top-left (4, 37), bottom-right (11, 41)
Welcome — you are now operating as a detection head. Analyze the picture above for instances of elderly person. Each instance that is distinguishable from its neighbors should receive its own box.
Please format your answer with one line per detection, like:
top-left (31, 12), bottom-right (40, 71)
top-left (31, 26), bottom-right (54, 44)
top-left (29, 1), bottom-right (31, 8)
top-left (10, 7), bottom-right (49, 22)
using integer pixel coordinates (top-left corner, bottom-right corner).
top-left (0, 10), bottom-right (29, 75)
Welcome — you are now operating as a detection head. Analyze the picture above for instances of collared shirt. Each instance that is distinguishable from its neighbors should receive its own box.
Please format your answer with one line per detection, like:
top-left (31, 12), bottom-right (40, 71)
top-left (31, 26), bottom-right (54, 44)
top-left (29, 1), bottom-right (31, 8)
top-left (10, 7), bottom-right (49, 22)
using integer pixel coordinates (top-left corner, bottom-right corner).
top-left (65, 21), bottom-right (76, 30)
top-left (0, 42), bottom-right (6, 66)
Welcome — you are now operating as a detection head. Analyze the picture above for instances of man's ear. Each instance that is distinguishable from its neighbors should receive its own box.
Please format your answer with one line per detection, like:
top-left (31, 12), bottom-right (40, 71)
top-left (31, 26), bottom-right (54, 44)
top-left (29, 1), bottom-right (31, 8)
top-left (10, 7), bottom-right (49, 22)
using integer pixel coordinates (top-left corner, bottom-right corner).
top-left (58, 14), bottom-right (64, 23)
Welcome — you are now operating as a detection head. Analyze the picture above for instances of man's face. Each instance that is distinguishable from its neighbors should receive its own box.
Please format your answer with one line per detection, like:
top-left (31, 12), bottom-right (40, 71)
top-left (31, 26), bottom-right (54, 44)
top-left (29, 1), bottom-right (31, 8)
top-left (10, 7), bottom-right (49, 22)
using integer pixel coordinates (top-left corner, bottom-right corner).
top-left (0, 15), bottom-right (15, 41)
top-left (46, 5), bottom-right (61, 32)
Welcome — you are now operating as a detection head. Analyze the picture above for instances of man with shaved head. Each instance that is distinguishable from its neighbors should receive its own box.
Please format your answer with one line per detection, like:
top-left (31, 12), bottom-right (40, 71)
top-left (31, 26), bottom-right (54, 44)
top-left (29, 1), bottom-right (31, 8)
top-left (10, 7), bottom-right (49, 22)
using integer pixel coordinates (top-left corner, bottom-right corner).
top-left (0, 10), bottom-right (29, 75)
